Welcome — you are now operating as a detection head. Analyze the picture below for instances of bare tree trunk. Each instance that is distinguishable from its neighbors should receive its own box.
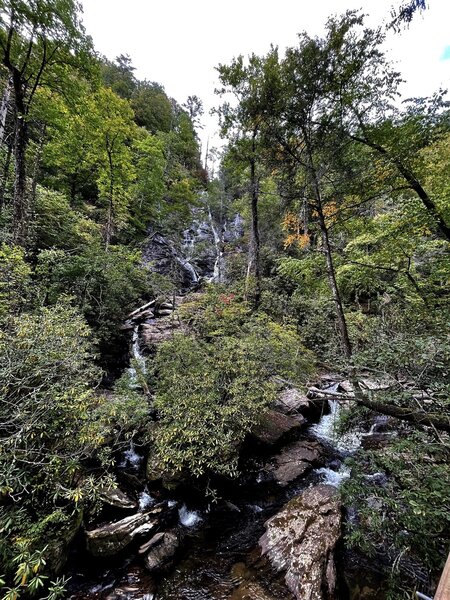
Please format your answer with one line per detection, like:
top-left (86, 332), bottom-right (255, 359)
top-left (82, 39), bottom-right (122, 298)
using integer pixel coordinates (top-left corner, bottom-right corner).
top-left (13, 115), bottom-right (28, 245)
top-left (0, 77), bottom-right (11, 146)
top-left (246, 129), bottom-right (261, 305)
top-left (317, 205), bottom-right (352, 359)
top-left (0, 141), bottom-right (12, 212)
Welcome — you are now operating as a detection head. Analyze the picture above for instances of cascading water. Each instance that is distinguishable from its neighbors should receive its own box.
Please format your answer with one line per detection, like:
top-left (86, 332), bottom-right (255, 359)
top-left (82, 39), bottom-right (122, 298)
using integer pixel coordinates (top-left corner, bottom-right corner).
top-left (207, 207), bottom-right (224, 283)
top-left (175, 255), bottom-right (199, 284)
top-left (128, 324), bottom-right (147, 387)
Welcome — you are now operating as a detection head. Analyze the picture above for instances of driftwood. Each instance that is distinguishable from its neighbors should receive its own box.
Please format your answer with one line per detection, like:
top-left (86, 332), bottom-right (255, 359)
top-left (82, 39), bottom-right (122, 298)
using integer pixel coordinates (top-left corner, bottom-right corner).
top-left (127, 300), bottom-right (156, 320)
top-left (308, 383), bottom-right (450, 434)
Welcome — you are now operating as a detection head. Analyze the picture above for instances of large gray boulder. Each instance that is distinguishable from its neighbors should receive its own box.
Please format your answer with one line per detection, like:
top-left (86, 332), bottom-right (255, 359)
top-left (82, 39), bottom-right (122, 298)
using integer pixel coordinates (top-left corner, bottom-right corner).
top-left (143, 530), bottom-right (179, 572)
top-left (101, 488), bottom-right (137, 510)
top-left (276, 387), bottom-right (327, 420)
top-left (251, 410), bottom-right (306, 446)
top-left (140, 317), bottom-right (182, 347)
top-left (265, 439), bottom-right (324, 486)
top-left (259, 485), bottom-right (341, 600)
top-left (86, 508), bottom-right (162, 557)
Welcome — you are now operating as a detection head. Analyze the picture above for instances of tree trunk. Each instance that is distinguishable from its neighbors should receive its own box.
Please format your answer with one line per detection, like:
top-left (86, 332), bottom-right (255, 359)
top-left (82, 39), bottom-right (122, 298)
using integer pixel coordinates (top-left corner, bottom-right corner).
top-left (246, 130), bottom-right (261, 305)
top-left (317, 205), bottom-right (353, 359)
top-left (31, 122), bottom-right (46, 213)
top-left (0, 77), bottom-right (11, 146)
top-left (0, 141), bottom-right (12, 212)
top-left (13, 114), bottom-right (28, 245)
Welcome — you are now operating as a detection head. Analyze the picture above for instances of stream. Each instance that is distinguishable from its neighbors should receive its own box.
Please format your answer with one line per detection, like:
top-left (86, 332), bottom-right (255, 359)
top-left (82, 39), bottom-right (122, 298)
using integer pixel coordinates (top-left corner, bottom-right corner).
top-left (67, 373), bottom-right (378, 600)
top-left (66, 229), bottom-right (389, 600)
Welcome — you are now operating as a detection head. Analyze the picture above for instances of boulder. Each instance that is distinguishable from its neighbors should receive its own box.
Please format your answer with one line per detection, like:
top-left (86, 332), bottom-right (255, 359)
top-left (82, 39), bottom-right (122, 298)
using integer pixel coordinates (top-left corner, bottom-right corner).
top-left (86, 508), bottom-right (162, 557)
top-left (276, 388), bottom-right (311, 415)
top-left (265, 439), bottom-right (324, 486)
top-left (144, 530), bottom-right (179, 572)
top-left (141, 318), bottom-right (182, 347)
top-left (156, 308), bottom-right (174, 317)
top-left (259, 484), bottom-right (341, 600)
top-left (251, 410), bottom-right (306, 446)
top-left (101, 488), bottom-right (137, 510)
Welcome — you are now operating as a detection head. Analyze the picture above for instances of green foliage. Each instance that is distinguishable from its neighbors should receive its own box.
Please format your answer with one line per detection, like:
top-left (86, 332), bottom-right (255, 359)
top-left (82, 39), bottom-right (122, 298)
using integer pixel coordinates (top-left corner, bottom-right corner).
top-left (0, 302), bottom-right (101, 491)
top-left (342, 435), bottom-right (450, 588)
top-left (34, 186), bottom-right (101, 249)
top-left (0, 244), bottom-right (31, 320)
top-left (34, 245), bottom-right (148, 348)
top-left (151, 294), bottom-right (315, 478)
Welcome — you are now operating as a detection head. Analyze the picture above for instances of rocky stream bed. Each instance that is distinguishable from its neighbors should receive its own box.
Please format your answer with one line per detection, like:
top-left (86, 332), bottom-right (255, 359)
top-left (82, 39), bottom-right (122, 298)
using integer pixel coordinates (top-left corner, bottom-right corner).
top-left (64, 292), bottom-right (401, 600)
top-left (60, 222), bottom-right (434, 600)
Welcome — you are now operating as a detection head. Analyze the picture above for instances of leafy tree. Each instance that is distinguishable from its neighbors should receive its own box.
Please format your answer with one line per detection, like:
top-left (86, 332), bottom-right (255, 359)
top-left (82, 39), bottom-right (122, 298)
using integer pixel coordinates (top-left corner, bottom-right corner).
top-left (0, 302), bottom-right (101, 494)
top-left (131, 80), bottom-right (173, 133)
top-left (0, 242), bottom-right (30, 319)
top-left (0, 0), bottom-right (93, 243)
top-left (100, 53), bottom-right (136, 100)
top-left (152, 297), bottom-right (315, 478)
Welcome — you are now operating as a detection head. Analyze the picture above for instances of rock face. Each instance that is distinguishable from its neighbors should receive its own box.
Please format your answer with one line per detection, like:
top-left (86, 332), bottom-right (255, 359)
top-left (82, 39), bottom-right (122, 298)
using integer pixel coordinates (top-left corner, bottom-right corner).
top-left (140, 317), bottom-right (183, 347)
top-left (260, 485), bottom-right (341, 600)
top-left (265, 439), bottom-right (324, 486)
top-left (276, 388), bottom-right (327, 420)
top-left (251, 410), bottom-right (306, 446)
top-left (144, 530), bottom-right (179, 572)
top-left (86, 509), bottom-right (161, 557)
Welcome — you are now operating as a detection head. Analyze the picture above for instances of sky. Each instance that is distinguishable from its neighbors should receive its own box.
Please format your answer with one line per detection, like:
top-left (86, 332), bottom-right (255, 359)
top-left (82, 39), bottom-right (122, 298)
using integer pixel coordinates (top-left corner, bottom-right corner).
top-left (81, 0), bottom-right (450, 157)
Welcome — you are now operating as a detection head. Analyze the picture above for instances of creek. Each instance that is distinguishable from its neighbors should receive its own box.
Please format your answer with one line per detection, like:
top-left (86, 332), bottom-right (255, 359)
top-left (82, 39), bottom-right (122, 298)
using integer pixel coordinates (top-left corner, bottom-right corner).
top-left (66, 225), bottom-right (392, 600)
top-left (67, 370), bottom-right (384, 600)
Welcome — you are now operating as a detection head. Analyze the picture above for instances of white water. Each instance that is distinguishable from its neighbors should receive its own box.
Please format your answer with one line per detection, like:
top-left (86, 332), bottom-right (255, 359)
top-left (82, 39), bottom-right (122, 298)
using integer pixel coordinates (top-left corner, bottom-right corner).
top-left (178, 504), bottom-right (202, 527)
top-left (119, 441), bottom-right (143, 471)
top-left (128, 325), bottom-right (146, 387)
top-left (309, 385), bottom-right (363, 453)
top-left (315, 465), bottom-right (351, 487)
top-left (138, 489), bottom-right (156, 511)
top-left (207, 207), bottom-right (224, 283)
top-left (176, 256), bottom-right (199, 283)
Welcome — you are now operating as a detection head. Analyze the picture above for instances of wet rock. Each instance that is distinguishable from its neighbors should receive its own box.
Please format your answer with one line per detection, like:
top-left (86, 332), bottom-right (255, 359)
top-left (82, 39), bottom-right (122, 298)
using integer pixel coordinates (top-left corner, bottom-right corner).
top-left (159, 302), bottom-right (174, 310)
top-left (259, 484), bottom-right (341, 600)
top-left (251, 410), bottom-right (306, 446)
top-left (86, 508), bottom-right (161, 557)
top-left (139, 531), bottom-right (165, 554)
top-left (361, 432), bottom-right (396, 450)
top-left (134, 309), bottom-right (154, 320)
top-left (156, 308), bottom-right (174, 317)
top-left (144, 530), bottom-right (179, 572)
top-left (119, 320), bottom-right (134, 332)
top-left (101, 488), bottom-right (137, 510)
top-left (141, 318), bottom-right (183, 347)
top-left (265, 439), bottom-right (324, 486)
top-left (276, 388), bottom-right (310, 414)
top-left (47, 509), bottom-right (84, 574)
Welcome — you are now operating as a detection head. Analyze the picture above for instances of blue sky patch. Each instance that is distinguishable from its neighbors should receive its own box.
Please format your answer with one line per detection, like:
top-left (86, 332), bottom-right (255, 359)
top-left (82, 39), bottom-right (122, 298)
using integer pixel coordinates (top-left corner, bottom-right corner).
top-left (441, 46), bottom-right (450, 61)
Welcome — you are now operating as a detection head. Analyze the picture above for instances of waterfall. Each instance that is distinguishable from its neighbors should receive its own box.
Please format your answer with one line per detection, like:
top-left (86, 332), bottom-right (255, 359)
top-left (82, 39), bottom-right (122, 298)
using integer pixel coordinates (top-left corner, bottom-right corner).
top-left (176, 255), bottom-right (199, 283)
top-left (128, 324), bottom-right (146, 387)
top-left (207, 207), bottom-right (224, 283)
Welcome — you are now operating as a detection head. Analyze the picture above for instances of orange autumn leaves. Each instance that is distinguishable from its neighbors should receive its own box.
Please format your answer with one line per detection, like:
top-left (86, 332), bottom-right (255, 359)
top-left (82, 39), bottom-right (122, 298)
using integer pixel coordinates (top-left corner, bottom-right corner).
top-left (282, 201), bottom-right (337, 249)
